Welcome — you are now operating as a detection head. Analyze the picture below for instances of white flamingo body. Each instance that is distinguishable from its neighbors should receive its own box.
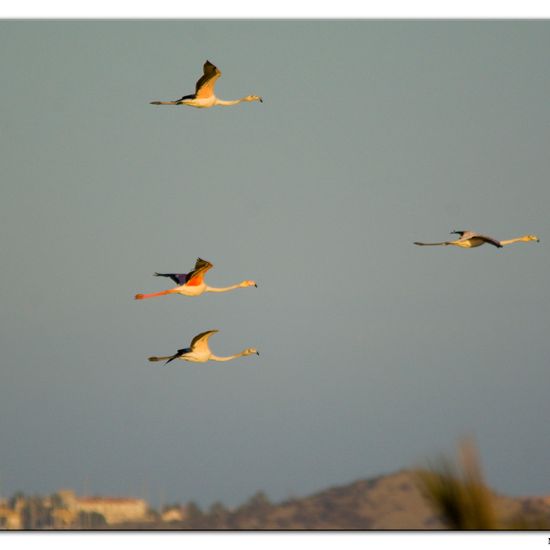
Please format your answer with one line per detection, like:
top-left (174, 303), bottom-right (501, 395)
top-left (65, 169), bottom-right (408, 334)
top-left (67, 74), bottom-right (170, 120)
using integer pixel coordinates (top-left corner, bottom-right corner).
top-left (180, 96), bottom-right (217, 109)
top-left (134, 258), bottom-right (257, 301)
top-left (150, 60), bottom-right (263, 109)
top-left (171, 282), bottom-right (207, 297)
top-left (451, 235), bottom-right (492, 249)
top-left (148, 330), bottom-right (259, 365)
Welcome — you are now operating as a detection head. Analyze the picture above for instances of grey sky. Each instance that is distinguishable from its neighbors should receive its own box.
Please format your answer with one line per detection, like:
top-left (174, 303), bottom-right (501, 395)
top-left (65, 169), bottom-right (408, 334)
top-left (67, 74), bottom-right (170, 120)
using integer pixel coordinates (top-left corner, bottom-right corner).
top-left (0, 21), bottom-right (549, 509)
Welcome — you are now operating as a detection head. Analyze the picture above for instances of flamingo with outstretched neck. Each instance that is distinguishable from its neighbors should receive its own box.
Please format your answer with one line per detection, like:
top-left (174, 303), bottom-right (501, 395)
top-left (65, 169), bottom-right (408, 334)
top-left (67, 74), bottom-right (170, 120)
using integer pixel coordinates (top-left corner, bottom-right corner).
top-left (148, 330), bottom-right (259, 364)
top-left (150, 60), bottom-right (263, 109)
top-left (414, 230), bottom-right (540, 249)
top-left (134, 258), bottom-right (257, 300)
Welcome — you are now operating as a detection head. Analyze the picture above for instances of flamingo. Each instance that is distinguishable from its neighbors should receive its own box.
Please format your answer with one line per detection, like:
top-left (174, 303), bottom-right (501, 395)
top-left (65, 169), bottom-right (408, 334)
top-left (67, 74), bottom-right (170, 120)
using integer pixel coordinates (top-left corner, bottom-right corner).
top-left (414, 230), bottom-right (540, 249)
top-left (134, 258), bottom-right (257, 300)
top-left (148, 330), bottom-right (259, 364)
top-left (150, 60), bottom-right (263, 109)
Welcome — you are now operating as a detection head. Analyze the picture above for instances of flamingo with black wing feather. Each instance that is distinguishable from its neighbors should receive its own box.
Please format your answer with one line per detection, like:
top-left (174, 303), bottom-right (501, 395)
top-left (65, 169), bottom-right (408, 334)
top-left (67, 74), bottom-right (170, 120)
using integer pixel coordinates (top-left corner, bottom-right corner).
top-left (134, 258), bottom-right (257, 300)
top-left (148, 330), bottom-right (259, 364)
top-left (150, 60), bottom-right (263, 108)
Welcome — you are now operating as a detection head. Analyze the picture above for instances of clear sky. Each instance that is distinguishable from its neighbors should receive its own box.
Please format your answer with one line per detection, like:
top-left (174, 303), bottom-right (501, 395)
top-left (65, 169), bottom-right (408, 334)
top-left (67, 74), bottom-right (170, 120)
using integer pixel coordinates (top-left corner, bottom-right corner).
top-left (1, 20), bottom-right (549, 509)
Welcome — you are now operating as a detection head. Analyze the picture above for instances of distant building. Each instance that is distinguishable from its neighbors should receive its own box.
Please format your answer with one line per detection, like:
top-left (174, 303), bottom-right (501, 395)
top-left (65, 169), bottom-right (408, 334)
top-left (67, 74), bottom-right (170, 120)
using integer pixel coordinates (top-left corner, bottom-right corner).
top-left (57, 490), bottom-right (148, 525)
top-left (76, 496), bottom-right (148, 524)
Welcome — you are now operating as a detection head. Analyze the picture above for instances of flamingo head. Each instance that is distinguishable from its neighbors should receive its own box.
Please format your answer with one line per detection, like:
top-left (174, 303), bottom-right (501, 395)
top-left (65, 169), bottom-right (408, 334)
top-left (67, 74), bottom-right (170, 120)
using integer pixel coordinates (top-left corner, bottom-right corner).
top-left (240, 280), bottom-right (258, 288)
top-left (244, 95), bottom-right (263, 103)
top-left (244, 348), bottom-right (260, 356)
top-left (525, 234), bottom-right (540, 242)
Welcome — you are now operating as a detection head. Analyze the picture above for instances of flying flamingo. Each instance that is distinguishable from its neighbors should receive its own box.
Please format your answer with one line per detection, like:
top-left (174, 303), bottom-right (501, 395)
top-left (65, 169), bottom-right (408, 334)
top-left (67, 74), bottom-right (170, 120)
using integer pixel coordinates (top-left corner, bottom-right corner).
top-left (148, 330), bottom-right (259, 364)
top-left (414, 230), bottom-right (540, 249)
top-left (134, 258), bottom-right (257, 300)
top-left (150, 60), bottom-right (263, 109)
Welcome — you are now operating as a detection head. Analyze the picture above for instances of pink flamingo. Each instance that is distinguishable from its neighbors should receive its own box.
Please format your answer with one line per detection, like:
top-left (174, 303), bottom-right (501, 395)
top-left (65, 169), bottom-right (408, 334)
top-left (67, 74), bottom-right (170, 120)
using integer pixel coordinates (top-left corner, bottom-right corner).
top-left (135, 258), bottom-right (257, 300)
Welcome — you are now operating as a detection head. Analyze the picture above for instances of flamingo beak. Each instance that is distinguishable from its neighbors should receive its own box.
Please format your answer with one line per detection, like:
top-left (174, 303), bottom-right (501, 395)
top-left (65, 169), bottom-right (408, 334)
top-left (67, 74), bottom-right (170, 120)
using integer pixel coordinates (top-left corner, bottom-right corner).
top-left (256, 351), bottom-right (260, 355)
top-left (254, 283), bottom-right (258, 288)
top-left (259, 97), bottom-right (263, 103)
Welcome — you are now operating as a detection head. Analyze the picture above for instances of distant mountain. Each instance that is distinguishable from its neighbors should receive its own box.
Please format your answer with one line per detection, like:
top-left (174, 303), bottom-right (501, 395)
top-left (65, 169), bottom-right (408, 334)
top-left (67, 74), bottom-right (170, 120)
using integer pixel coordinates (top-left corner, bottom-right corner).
top-left (223, 470), bottom-right (439, 530)
top-left (118, 470), bottom-right (550, 530)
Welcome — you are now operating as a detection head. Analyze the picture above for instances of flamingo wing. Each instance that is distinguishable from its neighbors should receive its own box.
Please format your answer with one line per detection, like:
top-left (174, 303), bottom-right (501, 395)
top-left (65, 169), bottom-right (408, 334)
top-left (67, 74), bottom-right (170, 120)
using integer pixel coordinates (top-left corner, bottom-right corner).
top-left (154, 272), bottom-right (188, 285)
top-left (451, 230), bottom-right (481, 241)
top-left (185, 257), bottom-right (213, 286)
top-left (475, 234), bottom-right (503, 248)
top-left (194, 60), bottom-right (222, 99)
top-left (454, 231), bottom-right (502, 247)
top-left (415, 230), bottom-right (472, 246)
top-left (190, 330), bottom-right (219, 353)
top-left (165, 347), bottom-right (192, 364)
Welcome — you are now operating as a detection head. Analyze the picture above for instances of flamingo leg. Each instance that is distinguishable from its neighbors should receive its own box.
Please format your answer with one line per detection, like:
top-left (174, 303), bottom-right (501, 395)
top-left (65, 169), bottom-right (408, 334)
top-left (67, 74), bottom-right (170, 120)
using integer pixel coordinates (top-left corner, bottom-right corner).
top-left (135, 289), bottom-right (177, 300)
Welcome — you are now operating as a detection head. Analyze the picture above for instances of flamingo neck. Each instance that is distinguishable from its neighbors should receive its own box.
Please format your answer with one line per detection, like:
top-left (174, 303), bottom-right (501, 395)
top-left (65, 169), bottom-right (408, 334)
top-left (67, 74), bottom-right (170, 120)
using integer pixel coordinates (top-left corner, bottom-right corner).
top-left (204, 284), bottom-right (241, 293)
top-left (210, 351), bottom-right (246, 362)
top-left (500, 236), bottom-right (531, 246)
top-left (214, 98), bottom-right (245, 106)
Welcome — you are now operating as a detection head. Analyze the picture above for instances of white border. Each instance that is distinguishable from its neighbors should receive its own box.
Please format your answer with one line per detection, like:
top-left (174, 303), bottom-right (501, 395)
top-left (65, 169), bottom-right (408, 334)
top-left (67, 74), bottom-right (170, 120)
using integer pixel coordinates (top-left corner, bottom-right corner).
top-left (2, 532), bottom-right (550, 550)
top-left (2, 0), bottom-right (550, 18)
